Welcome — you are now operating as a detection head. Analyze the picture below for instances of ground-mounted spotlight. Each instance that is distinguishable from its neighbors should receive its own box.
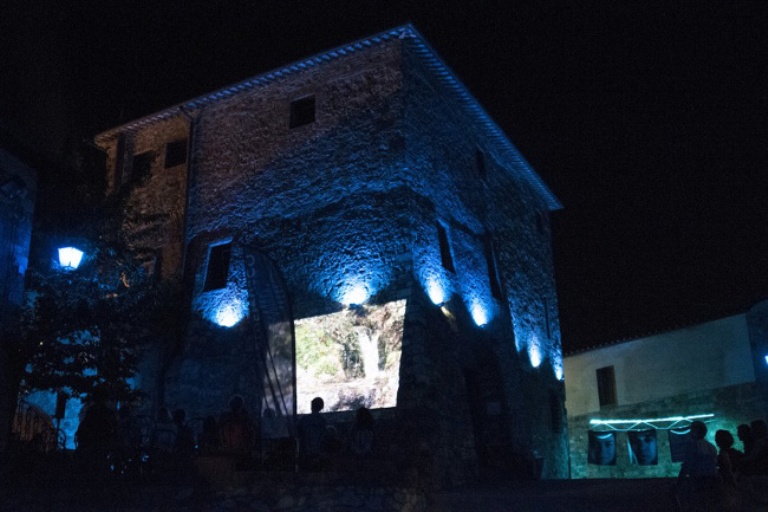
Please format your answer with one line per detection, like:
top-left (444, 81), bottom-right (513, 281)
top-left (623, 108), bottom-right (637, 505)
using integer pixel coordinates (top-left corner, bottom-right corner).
top-left (58, 247), bottom-right (84, 270)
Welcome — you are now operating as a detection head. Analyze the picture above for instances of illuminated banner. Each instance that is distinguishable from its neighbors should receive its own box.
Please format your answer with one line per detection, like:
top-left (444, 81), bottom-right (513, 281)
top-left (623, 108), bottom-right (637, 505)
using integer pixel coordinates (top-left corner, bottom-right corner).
top-left (628, 429), bottom-right (658, 465)
top-left (243, 247), bottom-right (296, 436)
top-left (588, 430), bottom-right (616, 466)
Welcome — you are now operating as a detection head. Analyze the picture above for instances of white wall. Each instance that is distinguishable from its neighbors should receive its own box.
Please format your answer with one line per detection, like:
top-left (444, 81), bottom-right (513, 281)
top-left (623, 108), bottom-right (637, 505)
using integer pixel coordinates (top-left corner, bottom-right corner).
top-left (564, 314), bottom-right (755, 417)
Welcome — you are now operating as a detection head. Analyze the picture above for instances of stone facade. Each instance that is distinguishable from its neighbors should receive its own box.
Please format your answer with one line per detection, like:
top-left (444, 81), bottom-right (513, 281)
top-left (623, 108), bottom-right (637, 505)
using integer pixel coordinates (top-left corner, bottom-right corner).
top-left (94, 26), bottom-right (567, 483)
top-left (0, 148), bottom-right (36, 454)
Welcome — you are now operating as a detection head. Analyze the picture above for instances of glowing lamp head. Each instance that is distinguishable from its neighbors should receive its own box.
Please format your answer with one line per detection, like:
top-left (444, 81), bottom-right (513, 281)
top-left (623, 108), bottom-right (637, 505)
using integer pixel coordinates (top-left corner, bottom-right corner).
top-left (58, 247), bottom-right (84, 270)
top-left (764, 355), bottom-right (768, 365)
top-left (341, 284), bottom-right (368, 306)
top-left (554, 366), bottom-right (564, 381)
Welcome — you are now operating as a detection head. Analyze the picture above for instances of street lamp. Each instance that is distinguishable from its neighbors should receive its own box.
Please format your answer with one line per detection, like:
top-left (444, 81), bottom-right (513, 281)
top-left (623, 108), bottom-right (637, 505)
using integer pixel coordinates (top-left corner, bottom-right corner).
top-left (58, 247), bottom-right (84, 270)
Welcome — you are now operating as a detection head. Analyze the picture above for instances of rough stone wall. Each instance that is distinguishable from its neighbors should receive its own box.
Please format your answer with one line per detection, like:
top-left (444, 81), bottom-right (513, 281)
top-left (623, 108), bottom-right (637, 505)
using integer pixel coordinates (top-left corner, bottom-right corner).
top-left (97, 32), bottom-right (565, 483)
top-left (401, 44), bottom-right (567, 477)
top-left (0, 149), bottom-right (36, 310)
top-left (98, 116), bottom-right (190, 280)
top-left (568, 382), bottom-right (768, 479)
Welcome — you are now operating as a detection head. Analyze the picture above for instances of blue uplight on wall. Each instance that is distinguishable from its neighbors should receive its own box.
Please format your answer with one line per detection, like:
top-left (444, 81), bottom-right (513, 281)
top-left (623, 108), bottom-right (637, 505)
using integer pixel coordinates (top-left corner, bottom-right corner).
top-left (425, 276), bottom-right (447, 305)
top-left (58, 247), bottom-right (84, 270)
top-left (215, 299), bottom-right (246, 327)
top-left (528, 335), bottom-right (543, 368)
top-left (470, 300), bottom-right (489, 327)
top-left (340, 283), bottom-right (369, 306)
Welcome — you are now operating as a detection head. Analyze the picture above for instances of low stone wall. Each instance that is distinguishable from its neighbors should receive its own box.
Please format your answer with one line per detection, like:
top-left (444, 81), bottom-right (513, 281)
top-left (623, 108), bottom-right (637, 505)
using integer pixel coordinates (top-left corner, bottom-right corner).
top-left (568, 382), bottom-right (768, 479)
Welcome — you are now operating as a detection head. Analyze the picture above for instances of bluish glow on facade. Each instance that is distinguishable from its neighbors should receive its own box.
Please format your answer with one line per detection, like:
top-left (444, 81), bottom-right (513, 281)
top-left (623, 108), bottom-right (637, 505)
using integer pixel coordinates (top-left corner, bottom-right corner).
top-left (426, 276), bottom-right (447, 305)
top-left (528, 334), bottom-right (543, 368)
top-left (214, 298), bottom-right (246, 327)
top-left (196, 285), bottom-right (249, 328)
top-left (340, 283), bottom-right (369, 306)
top-left (764, 354), bottom-right (768, 365)
top-left (470, 299), bottom-right (489, 327)
top-left (58, 247), bottom-right (84, 269)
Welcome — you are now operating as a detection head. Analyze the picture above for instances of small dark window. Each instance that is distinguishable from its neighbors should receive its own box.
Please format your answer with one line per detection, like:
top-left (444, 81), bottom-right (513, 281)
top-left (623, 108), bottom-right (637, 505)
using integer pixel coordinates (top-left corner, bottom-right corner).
top-left (596, 366), bottom-right (617, 407)
top-left (204, 242), bottom-right (232, 291)
top-left (131, 152), bottom-right (152, 183)
top-left (290, 96), bottom-right (316, 128)
top-left (476, 149), bottom-right (487, 180)
top-left (165, 139), bottom-right (188, 168)
top-left (437, 223), bottom-right (455, 273)
top-left (483, 234), bottom-right (503, 300)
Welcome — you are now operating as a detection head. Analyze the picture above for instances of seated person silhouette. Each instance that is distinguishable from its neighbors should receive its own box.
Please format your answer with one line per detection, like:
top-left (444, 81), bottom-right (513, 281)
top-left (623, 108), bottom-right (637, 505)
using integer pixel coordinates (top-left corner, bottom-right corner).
top-left (298, 397), bottom-right (327, 470)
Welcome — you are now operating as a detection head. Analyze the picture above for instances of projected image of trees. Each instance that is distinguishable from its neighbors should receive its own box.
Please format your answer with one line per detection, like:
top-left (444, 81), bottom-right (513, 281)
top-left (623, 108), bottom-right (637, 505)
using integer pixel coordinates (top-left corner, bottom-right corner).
top-left (295, 300), bottom-right (405, 413)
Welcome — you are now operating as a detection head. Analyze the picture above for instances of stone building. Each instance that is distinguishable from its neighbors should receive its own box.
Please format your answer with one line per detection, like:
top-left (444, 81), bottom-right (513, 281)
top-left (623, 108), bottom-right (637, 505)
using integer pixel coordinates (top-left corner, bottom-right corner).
top-left (0, 147), bottom-right (37, 453)
top-left (94, 25), bottom-right (567, 483)
top-left (565, 304), bottom-right (768, 479)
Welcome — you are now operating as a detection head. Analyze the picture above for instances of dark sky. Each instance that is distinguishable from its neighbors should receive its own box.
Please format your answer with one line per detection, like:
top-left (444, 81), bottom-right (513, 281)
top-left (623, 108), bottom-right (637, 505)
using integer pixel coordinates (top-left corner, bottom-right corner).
top-left (2, 0), bottom-right (767, 351)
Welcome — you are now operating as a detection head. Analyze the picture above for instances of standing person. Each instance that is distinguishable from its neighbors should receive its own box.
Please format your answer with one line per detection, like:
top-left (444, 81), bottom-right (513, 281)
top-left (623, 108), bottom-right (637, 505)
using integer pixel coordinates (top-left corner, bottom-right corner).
top-left (737, 424), bottom-right (753, 457)
top-left (76, 387), bottom-right (118, 474)
top-left (676, 421), bottom-right (721, 512)
top-left (298, 397), bottom-right (327, 470)
top-left (714, 429), bottom-right (743, 489)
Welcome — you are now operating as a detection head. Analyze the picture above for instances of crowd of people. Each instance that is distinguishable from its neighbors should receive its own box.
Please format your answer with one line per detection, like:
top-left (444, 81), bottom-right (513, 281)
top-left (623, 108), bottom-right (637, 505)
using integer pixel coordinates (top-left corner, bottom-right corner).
top-left (74, 390), bottom-right (376, 478)
top-left (676, 419), bottom-right (768, 511)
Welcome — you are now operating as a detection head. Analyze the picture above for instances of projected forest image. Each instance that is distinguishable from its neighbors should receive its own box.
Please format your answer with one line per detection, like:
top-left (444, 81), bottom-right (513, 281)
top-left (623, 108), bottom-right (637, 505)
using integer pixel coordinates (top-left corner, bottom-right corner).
top-left (295, 300), bottom-right (405, 413)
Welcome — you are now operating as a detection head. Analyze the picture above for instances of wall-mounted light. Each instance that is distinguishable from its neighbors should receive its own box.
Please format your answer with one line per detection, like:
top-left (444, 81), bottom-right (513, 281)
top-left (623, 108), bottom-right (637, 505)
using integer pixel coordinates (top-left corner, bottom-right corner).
top-left (58, 247), bottom-right (84, 270)
top-left (764, 355), bottom-right (768, 365)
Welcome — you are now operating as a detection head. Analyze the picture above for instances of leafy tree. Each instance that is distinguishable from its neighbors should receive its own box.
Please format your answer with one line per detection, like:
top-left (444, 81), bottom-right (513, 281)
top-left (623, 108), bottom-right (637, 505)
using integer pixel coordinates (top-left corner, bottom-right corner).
top-left (18, 240), bottom-right (168, 404)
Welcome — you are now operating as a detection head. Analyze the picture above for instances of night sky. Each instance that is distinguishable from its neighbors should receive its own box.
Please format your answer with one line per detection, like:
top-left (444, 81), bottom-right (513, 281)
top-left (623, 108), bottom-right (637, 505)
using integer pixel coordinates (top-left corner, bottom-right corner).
top-left (2, 1), bottom-right (767, 351)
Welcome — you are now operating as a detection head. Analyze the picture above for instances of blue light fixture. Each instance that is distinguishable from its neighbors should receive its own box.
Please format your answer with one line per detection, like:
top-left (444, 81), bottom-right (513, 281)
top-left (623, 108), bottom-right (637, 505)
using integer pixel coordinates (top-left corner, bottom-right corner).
top-left (58, 247), bottom-right (84, 270)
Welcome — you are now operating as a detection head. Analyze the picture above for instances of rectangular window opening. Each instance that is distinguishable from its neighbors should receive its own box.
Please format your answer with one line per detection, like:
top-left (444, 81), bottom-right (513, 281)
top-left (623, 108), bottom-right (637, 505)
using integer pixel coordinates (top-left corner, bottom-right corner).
top-left (437, 223), bottom-right (455, 273)
top-left (484, 234), bottom-right (503, 300)
top-left (165, 139), bottom-right (188, 168)
top-left (290, 96), bottom-right (316, 128)
top-left (204, 242), bottom-right (232, 291)
top-left (596, 366), bottom-right (617, 407)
